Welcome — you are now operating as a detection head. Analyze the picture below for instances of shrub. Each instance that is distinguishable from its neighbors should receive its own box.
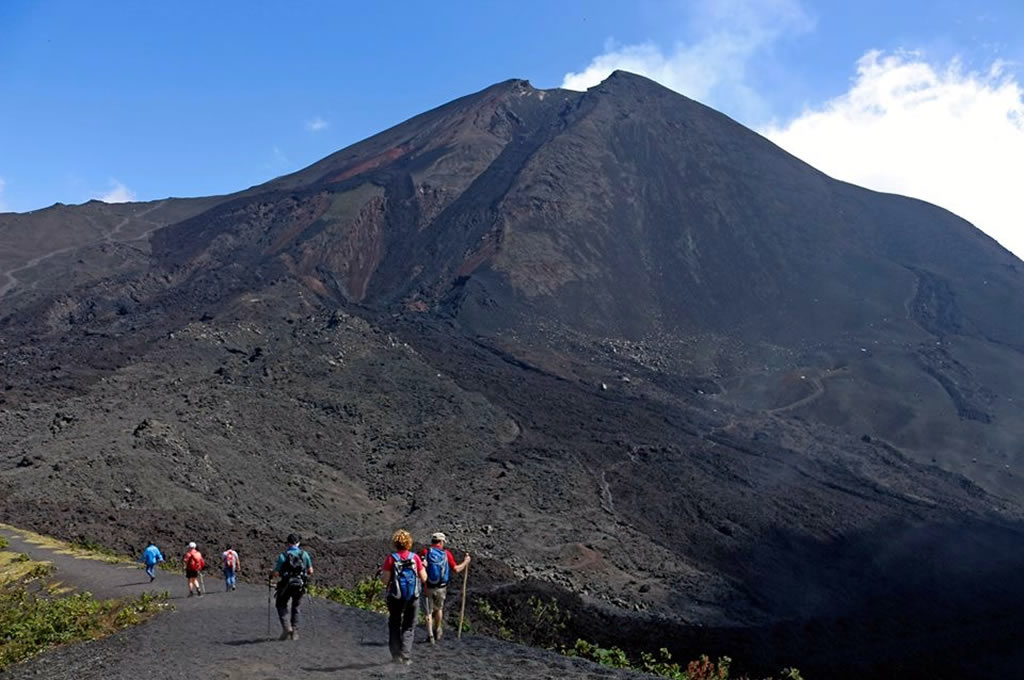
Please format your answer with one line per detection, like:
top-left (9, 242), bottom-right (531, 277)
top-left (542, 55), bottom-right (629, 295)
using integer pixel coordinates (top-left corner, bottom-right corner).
top-left (0, 578), bottom-right (169, 669)
top-left (310, 577), bottom-right (386, 614)
top-left (565, 638), bottom-right (631, 669)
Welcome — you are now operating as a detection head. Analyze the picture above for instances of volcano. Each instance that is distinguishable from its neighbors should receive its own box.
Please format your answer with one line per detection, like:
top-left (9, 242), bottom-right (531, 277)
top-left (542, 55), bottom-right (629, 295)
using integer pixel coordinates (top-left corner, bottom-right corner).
top-left (3, 72), bottom-right (1024, 678)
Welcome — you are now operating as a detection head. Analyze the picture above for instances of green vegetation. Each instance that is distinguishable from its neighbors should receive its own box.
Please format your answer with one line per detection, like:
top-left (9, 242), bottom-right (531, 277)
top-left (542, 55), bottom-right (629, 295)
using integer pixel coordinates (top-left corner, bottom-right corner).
top-left (310, 576), bottom-right (387, 614)
top-left (0, 524), bottom-right (131, 565)
top-left (0, 581), bottom-right (169, 669)
top-left (473, 595), bottom-right (804, 680)
top-left (0, 528), bottom-right (170, 670)
top-left (309, 583), bottom-right (806, 679)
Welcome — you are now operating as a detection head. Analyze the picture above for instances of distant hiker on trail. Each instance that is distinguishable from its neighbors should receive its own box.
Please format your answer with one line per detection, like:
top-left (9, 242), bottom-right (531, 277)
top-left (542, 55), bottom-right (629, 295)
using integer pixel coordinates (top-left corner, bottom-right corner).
top-left (270, 533), bottom-right (313, 640)
top-left (183, 542), bottom-right (205, 597)
top-left (380, 528), bottom-right (426, 664)
top-left (419, 532), bottom-right (470, 643)
top-left (138, 541), bottom-right (164, 583)
top-left (222, 545), bottom-right (240, 592)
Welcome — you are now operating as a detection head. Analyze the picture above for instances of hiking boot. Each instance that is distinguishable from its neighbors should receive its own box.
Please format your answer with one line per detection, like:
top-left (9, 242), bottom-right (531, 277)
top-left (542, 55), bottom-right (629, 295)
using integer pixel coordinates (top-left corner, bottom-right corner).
top-left (187, 591), bottom-right (194, 598)
top-left (279, 629), bottom-right (291, 641)
top-left (289, 629), bottom-right (299, 641)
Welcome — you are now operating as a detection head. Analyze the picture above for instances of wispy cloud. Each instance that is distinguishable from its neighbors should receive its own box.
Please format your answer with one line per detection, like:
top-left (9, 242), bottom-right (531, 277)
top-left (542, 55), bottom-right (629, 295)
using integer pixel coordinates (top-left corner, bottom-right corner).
top-left (0, 176), bottom-right (7, 212)
top-left (97, 179), bottom-right (136, 203)
top-left (561, 0), bottom-right (813, 121)
top-left (761, 51), bottom-right (1024, 258)
top-left (306, 116), bottom-right (329, 132)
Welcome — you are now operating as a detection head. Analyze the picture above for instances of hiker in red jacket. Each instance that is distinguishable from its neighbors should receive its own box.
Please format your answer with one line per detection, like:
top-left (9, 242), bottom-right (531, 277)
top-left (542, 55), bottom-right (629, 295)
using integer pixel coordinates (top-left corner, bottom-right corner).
top-left (380, 529), bottom-right (426, 664)
top-left (418, 532), bottom-right (470, 643)
top-left (183, 542), bottom-right (205, 597)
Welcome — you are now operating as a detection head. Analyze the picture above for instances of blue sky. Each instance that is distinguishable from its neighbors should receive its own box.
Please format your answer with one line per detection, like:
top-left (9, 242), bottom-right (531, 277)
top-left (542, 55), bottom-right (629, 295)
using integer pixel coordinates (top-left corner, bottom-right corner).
top-left (2, 0), bottom-right (1023, 256)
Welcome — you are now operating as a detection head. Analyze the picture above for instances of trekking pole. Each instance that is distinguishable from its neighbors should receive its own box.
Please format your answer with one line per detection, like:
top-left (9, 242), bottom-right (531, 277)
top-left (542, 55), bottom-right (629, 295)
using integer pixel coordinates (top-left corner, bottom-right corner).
top-left (457, 563), bottom-right (470, 639)
top-left (306, 577), bottom-right (316, 640)
top-left (360, 569), bottom-right (382, 645)
top-left (199, 569), bottom-right (206, 595)
top-left (267, 569), bottom-right (273, 637)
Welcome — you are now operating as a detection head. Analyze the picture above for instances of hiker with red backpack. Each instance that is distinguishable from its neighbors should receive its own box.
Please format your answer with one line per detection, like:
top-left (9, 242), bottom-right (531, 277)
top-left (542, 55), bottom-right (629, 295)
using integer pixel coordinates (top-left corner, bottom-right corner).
top-left (270, 533), bottom-right (313, 640)
top-left (419, 531), bottom-right (470, 644)
top-left (380, 528), bottom-right (427, 664)
top-left (222, 545), bottom-right (240, 592)
top-left (183, 542), bottom-right (205, 597)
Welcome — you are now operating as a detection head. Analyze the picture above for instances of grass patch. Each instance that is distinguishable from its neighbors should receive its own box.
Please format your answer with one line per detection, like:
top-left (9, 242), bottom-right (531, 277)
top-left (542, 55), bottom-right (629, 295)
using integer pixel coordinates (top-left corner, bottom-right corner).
top-left (0, 580), bottom-right (169, 670)
top-left (0, 526), bottom-right (171, 670)
top-left (0, 552), bottom-right (54, 585)
top-left (309, 576), bottom-right (387, 614)
top-left (0, 524), bottom-right (131, 566)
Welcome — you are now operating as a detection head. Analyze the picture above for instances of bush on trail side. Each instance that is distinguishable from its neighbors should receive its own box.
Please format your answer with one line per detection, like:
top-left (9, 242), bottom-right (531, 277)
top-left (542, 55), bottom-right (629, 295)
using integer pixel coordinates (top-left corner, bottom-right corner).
top-left (567, 640), bottom-right (805, 680)
top-left (0, 573), bottom-right (169, 670)
top-left (310, 577), bottom-right (387, 614)
top-left (469, 596), bottom-right (804, 680)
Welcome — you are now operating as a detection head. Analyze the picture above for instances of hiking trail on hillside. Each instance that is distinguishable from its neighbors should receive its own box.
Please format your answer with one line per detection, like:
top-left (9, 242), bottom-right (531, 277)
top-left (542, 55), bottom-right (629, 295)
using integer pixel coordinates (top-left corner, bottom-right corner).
top-left (0, 526), bottom-right (640, 680)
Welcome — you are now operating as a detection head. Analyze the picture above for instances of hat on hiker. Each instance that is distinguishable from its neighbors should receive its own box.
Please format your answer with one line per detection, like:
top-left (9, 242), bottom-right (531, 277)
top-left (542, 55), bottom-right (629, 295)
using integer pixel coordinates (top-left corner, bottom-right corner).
top-left (430, 532), bottom-right (447, 543)
top-left (187, 541), bottom-right (196, 548)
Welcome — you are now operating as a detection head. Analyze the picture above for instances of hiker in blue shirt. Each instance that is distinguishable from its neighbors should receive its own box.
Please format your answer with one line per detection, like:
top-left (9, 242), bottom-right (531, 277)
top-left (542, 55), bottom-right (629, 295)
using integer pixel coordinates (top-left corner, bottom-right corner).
top-left (139, 541), bottom-right (164, 582)
top-left (270, 533), bottom-right (314, 640)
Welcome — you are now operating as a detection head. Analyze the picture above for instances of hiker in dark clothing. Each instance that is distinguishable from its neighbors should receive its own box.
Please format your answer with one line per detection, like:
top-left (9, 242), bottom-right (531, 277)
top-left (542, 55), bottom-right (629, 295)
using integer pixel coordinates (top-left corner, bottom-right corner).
top-left (270, 533), bottom-right (313, 641)
top-left (380, 528), bottom-right (426, 664)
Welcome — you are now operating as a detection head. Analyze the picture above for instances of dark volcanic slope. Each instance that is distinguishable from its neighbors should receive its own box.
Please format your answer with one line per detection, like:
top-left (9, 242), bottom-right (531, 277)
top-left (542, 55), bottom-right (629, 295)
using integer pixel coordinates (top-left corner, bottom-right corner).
top-left (3, 72), bottom-right (1024, 679)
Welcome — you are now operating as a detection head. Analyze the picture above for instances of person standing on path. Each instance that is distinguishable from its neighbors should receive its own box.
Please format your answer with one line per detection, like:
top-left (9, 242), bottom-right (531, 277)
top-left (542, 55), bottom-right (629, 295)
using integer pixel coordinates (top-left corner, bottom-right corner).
top-left (183, 542), bottom-right (205, 597)
top-left (380, 528), bottom-right (426, 664)
top-left (138, 541), bottom-right (164, 583)
top-left (270, 533), bottom-right (313, 641)
top-left (222, 545), bottom-right (240, 591)
top-left (418, 532), bottom-right (470, 643)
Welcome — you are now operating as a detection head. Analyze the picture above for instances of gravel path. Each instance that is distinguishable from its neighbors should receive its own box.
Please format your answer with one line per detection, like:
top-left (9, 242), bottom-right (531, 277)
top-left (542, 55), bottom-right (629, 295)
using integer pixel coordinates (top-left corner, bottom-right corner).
top-left (0, 527), bottom-right (643, 679)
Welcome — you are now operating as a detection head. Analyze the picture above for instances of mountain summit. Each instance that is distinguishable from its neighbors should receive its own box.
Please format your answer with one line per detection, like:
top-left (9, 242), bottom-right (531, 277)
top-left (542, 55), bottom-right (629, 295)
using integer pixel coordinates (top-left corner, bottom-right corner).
top-left (3, 72), bottom-right (1024, 678)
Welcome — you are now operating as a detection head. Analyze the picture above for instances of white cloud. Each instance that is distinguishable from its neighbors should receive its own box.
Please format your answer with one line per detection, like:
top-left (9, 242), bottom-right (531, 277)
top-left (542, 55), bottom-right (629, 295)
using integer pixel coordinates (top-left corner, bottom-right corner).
top-left (761, 51), bottom-right (1024, 259)
top-left (0, 176), bottom-right (7, 212)
top-left (561, 0), bottom-right (813, 121)
top-left (97, 179), bottom-right (136, 204)
top-left (306, 116), bottom-right (329, 132)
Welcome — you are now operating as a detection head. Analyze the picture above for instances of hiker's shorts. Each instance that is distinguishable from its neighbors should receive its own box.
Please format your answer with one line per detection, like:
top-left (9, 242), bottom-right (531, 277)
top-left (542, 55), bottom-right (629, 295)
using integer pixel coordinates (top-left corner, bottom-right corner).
top-left (423, 585), bottom-right (448, 612)
top-left (185, 569), bottom-right (199, 579)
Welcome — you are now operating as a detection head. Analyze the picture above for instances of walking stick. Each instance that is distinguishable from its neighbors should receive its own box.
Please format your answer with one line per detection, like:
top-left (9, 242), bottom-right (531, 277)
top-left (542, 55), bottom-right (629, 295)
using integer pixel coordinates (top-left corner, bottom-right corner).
top-left (267, 576), bottom-right (273, 637)
top-left (198, 570), bottom-right (206, 595)
top-left (457, 563), bottom-right (469, 639)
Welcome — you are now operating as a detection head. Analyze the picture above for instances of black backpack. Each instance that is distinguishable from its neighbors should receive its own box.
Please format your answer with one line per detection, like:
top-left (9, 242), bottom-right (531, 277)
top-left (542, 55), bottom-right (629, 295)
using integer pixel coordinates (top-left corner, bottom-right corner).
top-left (279, 550), bottom-right (307, 590)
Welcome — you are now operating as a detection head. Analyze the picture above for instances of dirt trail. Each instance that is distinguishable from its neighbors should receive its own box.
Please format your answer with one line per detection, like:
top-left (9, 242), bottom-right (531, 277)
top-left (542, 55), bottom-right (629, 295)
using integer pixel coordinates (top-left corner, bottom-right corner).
top-left (0, 526), bottom-right (640, 680)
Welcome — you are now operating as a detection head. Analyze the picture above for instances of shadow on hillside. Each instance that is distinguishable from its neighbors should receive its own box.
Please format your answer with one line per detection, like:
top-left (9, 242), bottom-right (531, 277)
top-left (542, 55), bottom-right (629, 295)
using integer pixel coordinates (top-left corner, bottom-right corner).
top-left (490, 517), bottom-right (1024, 680)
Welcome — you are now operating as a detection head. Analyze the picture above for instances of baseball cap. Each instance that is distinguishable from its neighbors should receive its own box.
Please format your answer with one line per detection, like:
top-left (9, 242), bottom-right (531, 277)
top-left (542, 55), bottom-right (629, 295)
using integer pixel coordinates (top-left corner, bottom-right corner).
top-left (187, 541), bottom-right (196, 548)
top-left (430, 532), bottom-right (447, 543)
